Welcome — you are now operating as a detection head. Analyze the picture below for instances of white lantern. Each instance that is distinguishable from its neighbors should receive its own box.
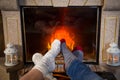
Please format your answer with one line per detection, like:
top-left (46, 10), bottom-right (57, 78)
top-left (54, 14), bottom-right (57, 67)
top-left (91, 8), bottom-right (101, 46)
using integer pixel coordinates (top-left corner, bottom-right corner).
top-left (107, 42), bottom-right (120, 66)
top-left (4, 43), bottom-right (18, 66)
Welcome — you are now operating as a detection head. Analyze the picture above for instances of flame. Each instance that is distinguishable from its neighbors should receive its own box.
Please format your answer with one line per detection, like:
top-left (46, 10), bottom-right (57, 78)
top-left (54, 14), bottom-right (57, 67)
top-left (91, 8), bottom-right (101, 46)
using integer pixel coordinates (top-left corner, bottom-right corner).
top-left (48, 26), bottom-right (75, 50)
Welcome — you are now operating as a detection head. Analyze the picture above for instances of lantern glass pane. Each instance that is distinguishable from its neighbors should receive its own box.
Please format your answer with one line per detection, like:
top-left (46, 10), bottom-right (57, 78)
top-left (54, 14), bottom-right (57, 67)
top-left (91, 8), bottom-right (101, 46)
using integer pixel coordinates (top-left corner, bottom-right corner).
top-left (13, 54), bottom-right (17, 64)
top-left (108, 54), bottom-right (113, 64)
top-left (6, 55), bottom-right (11, 63)
top-left (114, 55), bottom-right (119, 63)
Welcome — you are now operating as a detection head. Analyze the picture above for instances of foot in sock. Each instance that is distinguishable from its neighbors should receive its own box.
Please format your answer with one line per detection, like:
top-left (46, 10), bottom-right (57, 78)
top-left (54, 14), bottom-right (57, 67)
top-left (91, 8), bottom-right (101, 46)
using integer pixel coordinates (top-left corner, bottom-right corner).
top-left (32, 53), bottom-right (57, 80)
top-left (60, 39), bottom-right (76, 70)
top-left (32, 39), bottom-right (61, 77)
top-left (32, 53), bottom-right (43, 65)
top-left (72, 46), bottom-right (83, 62)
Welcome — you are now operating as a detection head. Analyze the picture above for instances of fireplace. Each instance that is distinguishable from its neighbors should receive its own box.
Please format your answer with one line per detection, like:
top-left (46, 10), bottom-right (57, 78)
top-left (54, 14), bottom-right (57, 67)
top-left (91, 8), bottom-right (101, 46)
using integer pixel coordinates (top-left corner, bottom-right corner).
top-left (20, 6), bottom-right (101, 64)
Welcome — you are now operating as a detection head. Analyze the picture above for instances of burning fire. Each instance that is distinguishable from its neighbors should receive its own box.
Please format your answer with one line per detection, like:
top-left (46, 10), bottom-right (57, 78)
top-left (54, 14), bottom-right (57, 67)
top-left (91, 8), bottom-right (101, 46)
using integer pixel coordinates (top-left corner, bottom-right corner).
top-left (48, 26), bottom-right (75, 50)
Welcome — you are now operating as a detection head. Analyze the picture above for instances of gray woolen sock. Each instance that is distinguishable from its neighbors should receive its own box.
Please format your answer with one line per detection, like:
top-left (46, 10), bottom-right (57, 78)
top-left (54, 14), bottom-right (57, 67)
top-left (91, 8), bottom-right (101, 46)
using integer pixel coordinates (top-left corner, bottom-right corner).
top-left (61, 42), bottom-right (76, 69)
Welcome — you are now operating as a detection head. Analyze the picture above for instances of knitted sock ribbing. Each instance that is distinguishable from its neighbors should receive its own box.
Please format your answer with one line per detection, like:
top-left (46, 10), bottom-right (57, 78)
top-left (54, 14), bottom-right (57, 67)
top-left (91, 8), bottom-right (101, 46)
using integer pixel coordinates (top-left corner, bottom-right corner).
top-left (61, 42), bottom-right (76, 69)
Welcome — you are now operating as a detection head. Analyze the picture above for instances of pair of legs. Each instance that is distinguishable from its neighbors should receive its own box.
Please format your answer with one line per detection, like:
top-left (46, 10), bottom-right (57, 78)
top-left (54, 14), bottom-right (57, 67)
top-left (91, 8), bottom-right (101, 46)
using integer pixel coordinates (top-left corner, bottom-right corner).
top-left (61, 39), bottom-right (103, 80)
top-left (20, 39), bottom-right (103, 80)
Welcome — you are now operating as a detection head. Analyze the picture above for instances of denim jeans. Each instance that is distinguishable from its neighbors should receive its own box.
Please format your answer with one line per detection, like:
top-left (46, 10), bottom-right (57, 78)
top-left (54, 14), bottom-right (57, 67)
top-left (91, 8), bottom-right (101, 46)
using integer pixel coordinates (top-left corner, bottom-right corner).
top-left (66, 59), bottom-right (104, 80)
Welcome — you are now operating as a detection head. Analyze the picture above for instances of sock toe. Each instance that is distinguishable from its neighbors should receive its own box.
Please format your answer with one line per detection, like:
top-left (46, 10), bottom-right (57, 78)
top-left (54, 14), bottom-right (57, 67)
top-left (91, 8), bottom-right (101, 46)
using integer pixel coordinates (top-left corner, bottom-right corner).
top-left (32, 53), bottom-right (43, 64)
top-left (60, 39), bottom-right (66, 43)
top-left (51, 39), bottom-right (61, 48)
top-left (72, 46), bottom-right (83, 52)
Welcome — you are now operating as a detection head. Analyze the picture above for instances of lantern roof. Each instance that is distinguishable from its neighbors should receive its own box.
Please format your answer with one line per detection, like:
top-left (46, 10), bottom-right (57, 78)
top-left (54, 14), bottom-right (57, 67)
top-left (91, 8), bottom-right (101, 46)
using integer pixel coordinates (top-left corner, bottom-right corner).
top-left (4, 43), bottom-right (17, 54)
top-left (110, 42), bottom-right (118, 47)
top-left (107, 42), bottom-right (120, 54)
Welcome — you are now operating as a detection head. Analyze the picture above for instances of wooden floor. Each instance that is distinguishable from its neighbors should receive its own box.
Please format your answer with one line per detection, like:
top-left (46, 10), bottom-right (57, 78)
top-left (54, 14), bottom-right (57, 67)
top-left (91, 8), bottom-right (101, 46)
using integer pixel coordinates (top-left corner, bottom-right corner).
top-left (0, 57), bottom-right (120, 80)
top-left (88, 64), bottom-right (120, 80)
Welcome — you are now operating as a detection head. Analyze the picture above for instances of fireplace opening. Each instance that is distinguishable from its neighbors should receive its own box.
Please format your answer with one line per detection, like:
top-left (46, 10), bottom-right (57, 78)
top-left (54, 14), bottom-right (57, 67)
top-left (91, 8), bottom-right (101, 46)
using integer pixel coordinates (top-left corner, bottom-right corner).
top-left (20, 6), bottom-right (101, 64)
